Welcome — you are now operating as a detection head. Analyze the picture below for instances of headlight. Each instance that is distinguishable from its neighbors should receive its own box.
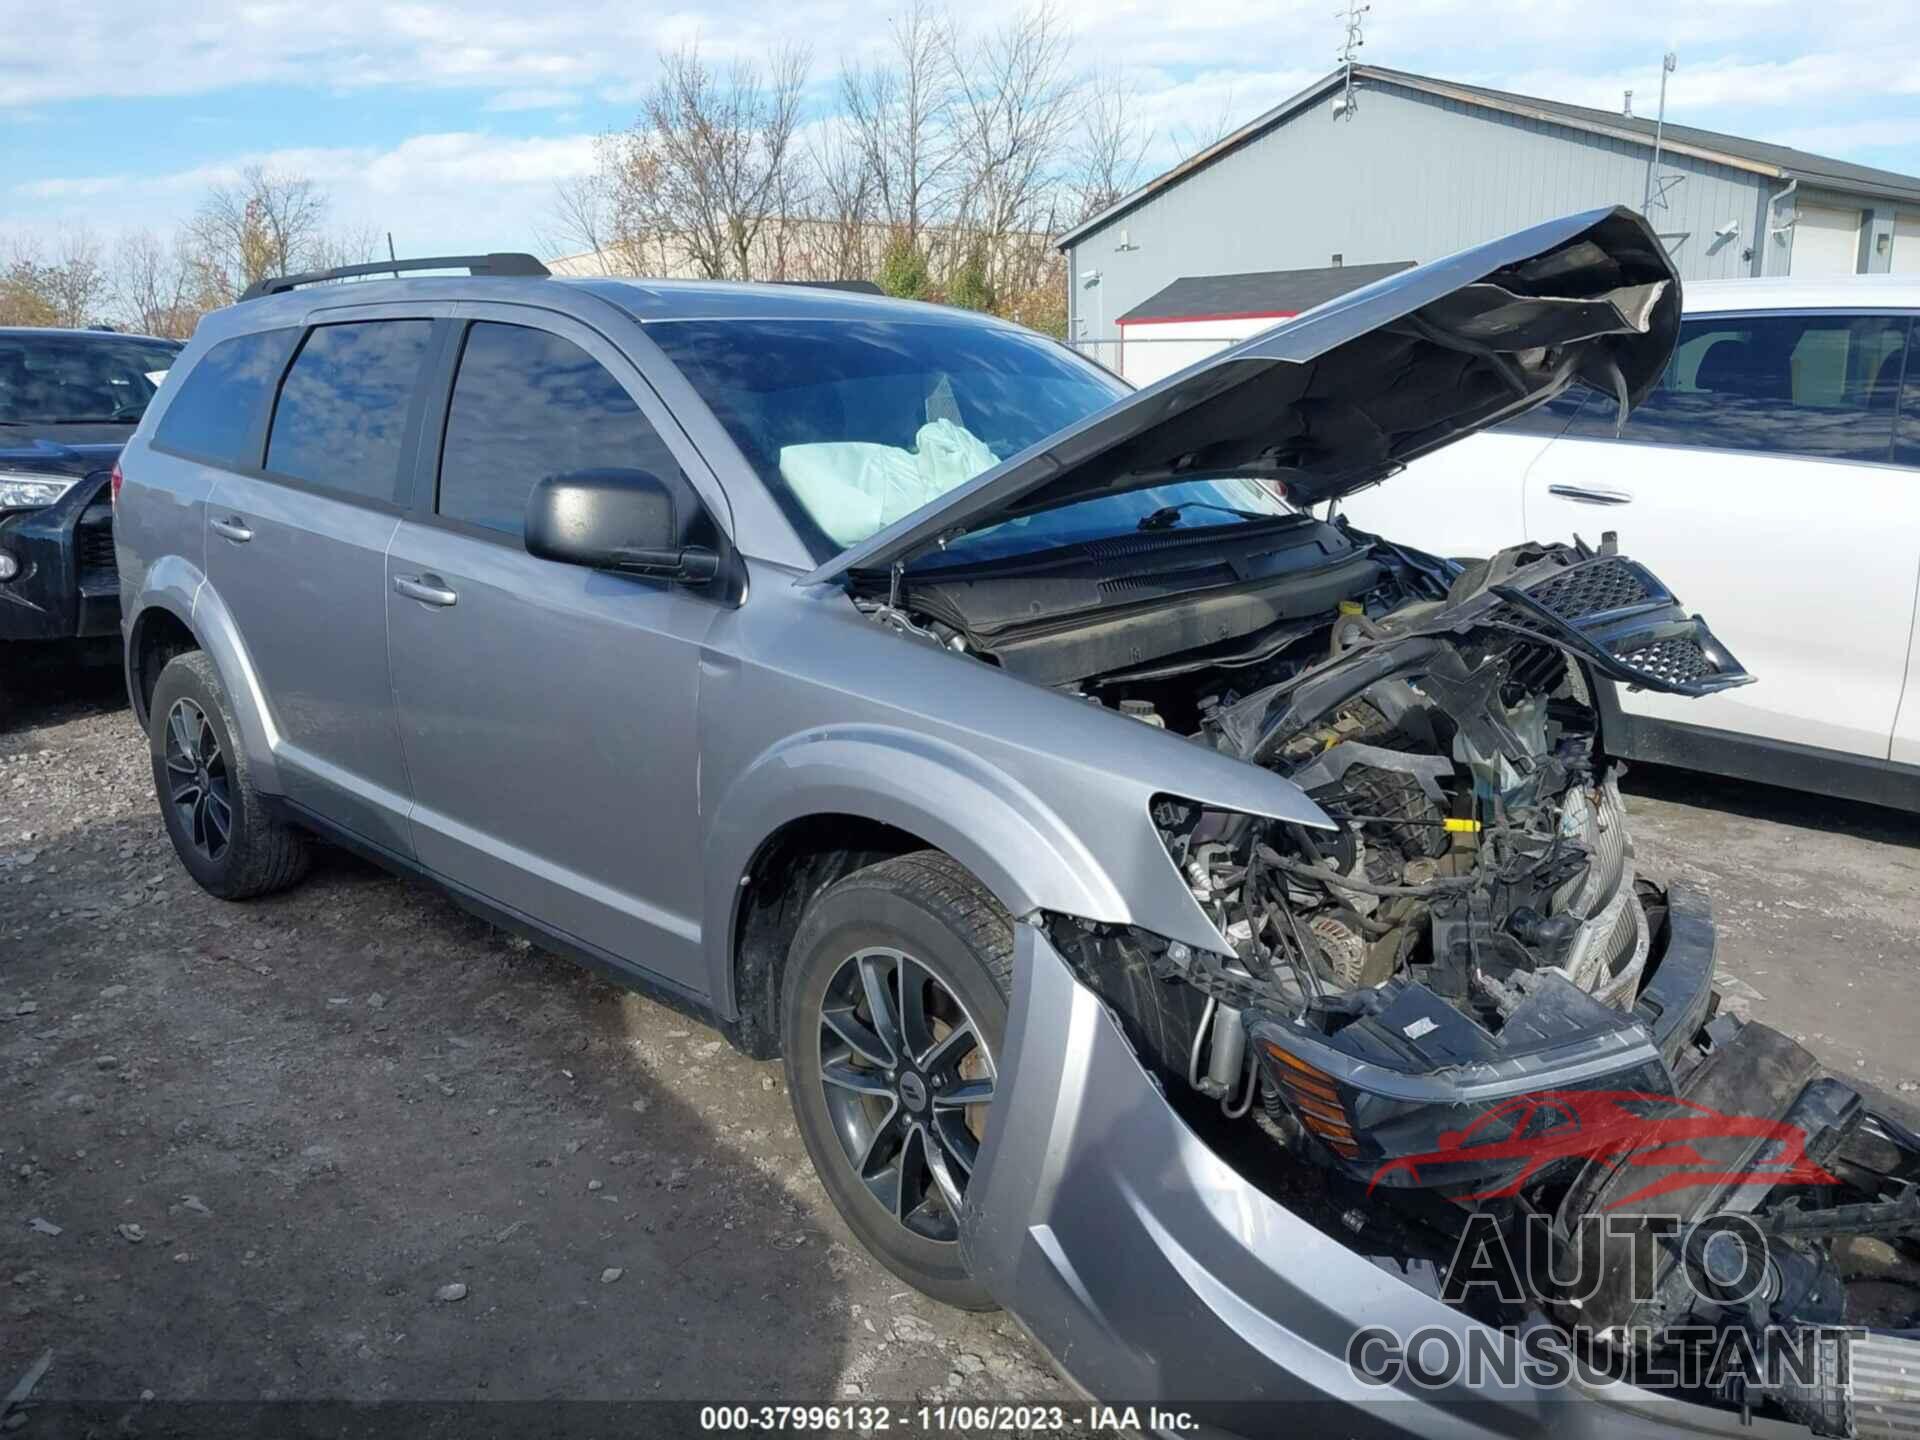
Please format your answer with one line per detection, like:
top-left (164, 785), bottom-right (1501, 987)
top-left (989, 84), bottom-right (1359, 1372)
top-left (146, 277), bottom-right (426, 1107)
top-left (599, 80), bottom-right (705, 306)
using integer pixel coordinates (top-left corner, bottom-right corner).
top-left (0, 473), bottom-right (80, 512)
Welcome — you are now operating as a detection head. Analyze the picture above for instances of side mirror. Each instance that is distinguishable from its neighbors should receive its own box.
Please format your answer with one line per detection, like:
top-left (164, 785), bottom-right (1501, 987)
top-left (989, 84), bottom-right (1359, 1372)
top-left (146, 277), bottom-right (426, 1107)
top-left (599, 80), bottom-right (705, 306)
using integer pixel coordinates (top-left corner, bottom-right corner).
top-left (525, 468), bottom-right (720, 584)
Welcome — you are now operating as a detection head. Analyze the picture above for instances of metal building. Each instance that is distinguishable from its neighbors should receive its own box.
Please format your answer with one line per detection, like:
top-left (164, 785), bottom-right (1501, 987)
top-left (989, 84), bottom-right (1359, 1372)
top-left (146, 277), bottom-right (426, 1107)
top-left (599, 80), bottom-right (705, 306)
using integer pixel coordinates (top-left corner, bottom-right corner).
top-left (1061, 64), bottom-right (1920, 379)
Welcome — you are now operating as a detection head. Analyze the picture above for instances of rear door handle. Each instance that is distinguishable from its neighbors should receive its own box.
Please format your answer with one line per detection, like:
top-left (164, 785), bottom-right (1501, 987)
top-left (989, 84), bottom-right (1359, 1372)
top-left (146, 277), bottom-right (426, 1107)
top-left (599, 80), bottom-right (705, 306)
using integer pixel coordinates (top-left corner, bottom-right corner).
top-left (1546, 484), bottom-right (1634, 507)
top-left (210, 515), bottom-right (253, 543)
top-left (393, 573), bottom-right (458, 608)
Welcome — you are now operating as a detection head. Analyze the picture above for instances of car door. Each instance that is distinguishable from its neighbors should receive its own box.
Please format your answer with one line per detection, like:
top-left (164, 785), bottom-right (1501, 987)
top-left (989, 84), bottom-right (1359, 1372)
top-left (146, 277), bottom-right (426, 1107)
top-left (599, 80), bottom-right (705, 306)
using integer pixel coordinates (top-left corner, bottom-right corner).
top-left (1884, 357), bottom-right (1920, 765)
top-left (203, 310), bottom-right (441, 854)
top-left (384, 308), bottom-right (727, 995)
top-left (1334, 394), bottom-right (1580, 558)
top-left (1524, 309), bottom-right (1917, 759)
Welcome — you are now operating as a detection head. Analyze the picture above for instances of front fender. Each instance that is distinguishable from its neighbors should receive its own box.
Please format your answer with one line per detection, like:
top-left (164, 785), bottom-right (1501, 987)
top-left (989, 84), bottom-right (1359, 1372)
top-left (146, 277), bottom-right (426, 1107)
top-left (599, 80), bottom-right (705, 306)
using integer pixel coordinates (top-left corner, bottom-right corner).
top-left (703, 724), bottom-right (1133, 1015)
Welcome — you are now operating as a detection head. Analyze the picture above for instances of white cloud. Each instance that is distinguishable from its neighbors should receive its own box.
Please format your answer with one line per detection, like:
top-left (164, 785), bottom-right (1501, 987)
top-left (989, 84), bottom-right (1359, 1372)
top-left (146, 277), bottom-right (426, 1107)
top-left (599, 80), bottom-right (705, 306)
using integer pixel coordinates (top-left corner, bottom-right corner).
top-left (483, 88), bottom-right (582, 112)
top-left (10, 132), bottom-right (600, 255)
top-left (4, 0), bottom-right (1918, 257)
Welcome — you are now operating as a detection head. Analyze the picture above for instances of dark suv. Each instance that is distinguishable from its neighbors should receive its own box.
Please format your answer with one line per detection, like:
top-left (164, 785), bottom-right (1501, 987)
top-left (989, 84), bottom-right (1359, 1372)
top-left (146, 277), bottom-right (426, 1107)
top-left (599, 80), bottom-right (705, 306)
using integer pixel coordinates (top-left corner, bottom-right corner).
top-left (0, 326), bottom-right (181, 650)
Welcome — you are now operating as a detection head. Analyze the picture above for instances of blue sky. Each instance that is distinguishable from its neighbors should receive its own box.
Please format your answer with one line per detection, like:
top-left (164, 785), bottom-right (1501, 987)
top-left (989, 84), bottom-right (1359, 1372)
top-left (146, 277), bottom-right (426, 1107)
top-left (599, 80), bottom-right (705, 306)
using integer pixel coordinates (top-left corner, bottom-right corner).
top-left (3, 0), bottom-right (1914, 260)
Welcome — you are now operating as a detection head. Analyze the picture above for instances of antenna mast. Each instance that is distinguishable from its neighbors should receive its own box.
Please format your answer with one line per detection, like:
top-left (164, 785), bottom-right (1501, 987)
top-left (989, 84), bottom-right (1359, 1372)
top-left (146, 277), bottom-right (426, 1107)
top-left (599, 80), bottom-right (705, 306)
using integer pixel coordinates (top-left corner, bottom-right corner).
top-left (1644, 51), bottom-right (1677, 212)
top-left (1334, 1), bottom-right (1369, 119)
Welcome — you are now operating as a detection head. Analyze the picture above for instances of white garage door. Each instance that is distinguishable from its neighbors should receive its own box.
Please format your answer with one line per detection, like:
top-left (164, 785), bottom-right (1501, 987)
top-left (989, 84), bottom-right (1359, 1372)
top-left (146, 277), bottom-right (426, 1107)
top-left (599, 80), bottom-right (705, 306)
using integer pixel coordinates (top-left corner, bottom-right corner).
top-left (1891, 211), bottom-right (1920, 274)
top-left (1791, 204), bottom-right (1864, 275)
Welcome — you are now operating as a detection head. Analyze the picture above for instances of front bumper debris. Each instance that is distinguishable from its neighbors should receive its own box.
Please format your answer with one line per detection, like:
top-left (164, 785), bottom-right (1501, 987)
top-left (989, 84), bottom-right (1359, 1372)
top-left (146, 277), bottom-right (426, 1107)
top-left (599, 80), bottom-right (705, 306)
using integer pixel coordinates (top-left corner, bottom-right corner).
top-left (0, 471), bottom-right (119, 642)
top-left (962, 919), bottom-right (1764, 1439)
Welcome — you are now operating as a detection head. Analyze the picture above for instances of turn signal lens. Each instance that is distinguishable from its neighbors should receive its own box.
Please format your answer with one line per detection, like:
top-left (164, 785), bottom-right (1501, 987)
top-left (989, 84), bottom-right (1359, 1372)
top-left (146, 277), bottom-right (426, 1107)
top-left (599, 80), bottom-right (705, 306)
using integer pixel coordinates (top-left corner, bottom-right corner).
top-left (1263, 1042), bottom-right (1360, 1157)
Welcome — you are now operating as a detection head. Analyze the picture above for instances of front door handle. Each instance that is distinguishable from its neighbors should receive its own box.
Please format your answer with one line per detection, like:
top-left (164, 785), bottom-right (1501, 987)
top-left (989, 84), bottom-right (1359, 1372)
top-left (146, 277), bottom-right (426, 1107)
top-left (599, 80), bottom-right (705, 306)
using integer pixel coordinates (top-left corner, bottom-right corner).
top-left (1546, 484), bottom-right (1634, 507)
top-left (209, 515), bottom-right (253, 543)
top-left (393, 573), bottom-right (458, 608)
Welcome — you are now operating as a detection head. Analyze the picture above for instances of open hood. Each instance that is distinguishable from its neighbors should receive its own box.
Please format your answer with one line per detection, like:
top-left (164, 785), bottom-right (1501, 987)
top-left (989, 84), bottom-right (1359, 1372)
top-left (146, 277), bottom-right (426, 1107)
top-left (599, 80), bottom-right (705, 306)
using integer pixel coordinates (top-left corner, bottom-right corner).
top-left (803, 206), bottom-right (1679, 585)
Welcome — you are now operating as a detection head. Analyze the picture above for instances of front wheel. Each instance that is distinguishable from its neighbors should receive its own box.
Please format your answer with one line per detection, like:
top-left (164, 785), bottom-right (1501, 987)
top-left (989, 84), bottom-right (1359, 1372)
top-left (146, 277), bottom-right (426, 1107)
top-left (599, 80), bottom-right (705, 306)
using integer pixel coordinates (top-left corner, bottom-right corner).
top-left (781, 851), bottom-right (1012, 1310)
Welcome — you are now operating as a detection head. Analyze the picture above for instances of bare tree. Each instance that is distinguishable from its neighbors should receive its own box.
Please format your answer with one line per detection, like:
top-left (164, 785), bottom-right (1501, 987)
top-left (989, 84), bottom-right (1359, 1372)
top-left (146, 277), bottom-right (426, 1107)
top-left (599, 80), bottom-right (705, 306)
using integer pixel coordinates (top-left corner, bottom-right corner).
top-left (800, 118), bottom-right (879, 281)
top-left (944, 2), bottom-right (1076, 299)
top-left (544, 170), bottom-right (618, 273)
top-left (0, 236), bottom-right (61, 328)
top-left (1069, 67), bottom-right (1152, 224)
top-left (41, 229), bottom-right (110, 327)
top-left (616, 42), bottom-right (812, 282)
top-left (0, 230), bottom-right (111, 328)
top-left (111, 228), bottom-right (215, 338)
top-left (1169, 83), bottom-right (1241, 159)
top-left (187, 165), bottom-right (328, 301)
top-left (840, 2), bottom-right (955, 253)
top-left (306, 223), bottom-right (382, 276)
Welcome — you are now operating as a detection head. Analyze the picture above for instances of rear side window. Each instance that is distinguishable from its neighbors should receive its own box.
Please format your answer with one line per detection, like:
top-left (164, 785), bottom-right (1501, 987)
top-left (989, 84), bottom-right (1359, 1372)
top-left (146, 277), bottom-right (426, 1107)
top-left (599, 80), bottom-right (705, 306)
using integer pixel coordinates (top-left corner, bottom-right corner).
top-left (266, 321), bottom-right (434, 503)
top-left (1575, 312), bottom-right (1912, 462)
top-left (436, 321), bottom-right (685, 537)
top-left (152, 329), bottom-right (298, 467)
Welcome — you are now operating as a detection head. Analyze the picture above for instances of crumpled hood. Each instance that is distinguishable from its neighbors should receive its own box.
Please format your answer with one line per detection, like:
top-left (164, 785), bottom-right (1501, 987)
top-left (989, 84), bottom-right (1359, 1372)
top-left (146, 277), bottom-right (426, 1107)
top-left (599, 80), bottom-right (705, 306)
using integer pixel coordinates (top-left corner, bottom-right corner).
top-left (0, 427), bottom-right (131, 480)
top-left (805, 205), bottom-right (1679, 584)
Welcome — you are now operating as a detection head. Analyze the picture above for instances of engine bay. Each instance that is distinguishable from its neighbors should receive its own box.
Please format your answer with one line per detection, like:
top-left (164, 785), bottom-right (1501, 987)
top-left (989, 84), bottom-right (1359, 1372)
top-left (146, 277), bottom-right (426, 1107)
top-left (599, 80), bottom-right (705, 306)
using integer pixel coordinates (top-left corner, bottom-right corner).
top-left (860, 519), bottom-right (1920, 1435)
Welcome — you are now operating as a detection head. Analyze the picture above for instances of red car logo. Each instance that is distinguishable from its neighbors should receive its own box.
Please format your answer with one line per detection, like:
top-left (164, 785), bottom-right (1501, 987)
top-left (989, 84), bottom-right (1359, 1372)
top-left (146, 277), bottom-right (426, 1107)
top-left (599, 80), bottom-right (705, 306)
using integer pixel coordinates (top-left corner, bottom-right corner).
top-left (1367, 1089), bottom-right (1841, 1207)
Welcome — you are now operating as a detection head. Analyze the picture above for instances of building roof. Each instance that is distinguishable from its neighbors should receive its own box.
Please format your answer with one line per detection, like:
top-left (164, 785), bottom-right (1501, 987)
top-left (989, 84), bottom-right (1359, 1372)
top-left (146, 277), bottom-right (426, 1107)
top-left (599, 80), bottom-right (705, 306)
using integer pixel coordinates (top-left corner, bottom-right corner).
top-left (1116, 262), bottom-right (1414, 324)
top-left (1058, 64), bottom-right (1920, 251)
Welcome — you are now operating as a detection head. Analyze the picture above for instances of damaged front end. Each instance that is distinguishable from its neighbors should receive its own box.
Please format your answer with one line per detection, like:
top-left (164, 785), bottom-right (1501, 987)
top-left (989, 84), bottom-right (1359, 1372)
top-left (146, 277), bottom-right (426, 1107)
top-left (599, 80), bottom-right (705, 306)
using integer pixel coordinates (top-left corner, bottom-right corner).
top-left (1033, 538), bottom-right (1920, 1433)
top-left (833, 205), bottom-right (1920, 1432)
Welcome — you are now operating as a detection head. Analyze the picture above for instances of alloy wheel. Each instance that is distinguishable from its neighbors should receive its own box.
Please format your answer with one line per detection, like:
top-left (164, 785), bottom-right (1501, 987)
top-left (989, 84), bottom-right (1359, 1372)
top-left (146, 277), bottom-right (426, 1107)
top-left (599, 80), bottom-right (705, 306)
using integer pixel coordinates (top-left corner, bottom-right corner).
top-left (815, 946), bottom-right (996, 1243)
top-left (163, 698), bottom-right (233, 862)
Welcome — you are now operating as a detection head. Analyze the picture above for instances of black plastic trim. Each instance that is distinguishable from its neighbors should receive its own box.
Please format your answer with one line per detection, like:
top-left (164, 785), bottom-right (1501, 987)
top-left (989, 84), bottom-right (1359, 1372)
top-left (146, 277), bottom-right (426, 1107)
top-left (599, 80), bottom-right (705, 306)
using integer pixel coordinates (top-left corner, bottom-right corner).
top-left (262, 796), bottom-right (749, 1047)
top-left (1593, 679), bottom-right (1920, 813)
top-left (239, 252), bottom-right (549, 301)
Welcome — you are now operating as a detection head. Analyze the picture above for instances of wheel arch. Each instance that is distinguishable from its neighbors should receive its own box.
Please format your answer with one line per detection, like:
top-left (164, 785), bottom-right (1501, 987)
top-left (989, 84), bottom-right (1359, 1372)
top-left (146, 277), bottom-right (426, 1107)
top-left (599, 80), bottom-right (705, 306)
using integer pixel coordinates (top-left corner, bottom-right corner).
top-left (705, 725), bottom-right (1134, 1059)
top-left (127, 599), bottom-right (200, 729)
top-left (127, 561), bottom-right (284, 794)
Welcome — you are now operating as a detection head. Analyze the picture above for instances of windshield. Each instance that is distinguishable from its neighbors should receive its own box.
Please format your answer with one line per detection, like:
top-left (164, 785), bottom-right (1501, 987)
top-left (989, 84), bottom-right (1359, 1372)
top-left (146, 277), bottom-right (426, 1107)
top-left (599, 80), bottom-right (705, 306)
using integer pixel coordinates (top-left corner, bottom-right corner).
top-left (648, 317), bottom-right (1135, 561)
top-left (0, 333), bottom-right (181, 426)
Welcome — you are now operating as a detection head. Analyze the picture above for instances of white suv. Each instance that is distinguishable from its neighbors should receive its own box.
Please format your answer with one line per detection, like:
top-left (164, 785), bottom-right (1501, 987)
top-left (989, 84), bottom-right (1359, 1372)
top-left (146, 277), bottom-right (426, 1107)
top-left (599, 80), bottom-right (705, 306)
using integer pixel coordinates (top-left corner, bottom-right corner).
top-left (1342, 276), bottom-right (1920, 810)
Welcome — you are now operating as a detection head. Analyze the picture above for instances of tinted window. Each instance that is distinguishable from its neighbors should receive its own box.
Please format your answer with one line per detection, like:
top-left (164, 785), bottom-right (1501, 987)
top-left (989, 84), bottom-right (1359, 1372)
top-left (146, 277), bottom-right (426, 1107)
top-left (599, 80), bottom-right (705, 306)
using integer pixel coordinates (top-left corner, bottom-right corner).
top-left (0, 332), bottom-right (182, 427)
top-left (1898, 348), bottom-right (1920, 470)
top-left (152, 329), bottom-right (295, 466)
top-left (266, 321), bottom-right (433, 503)
top-left (1574, 312), bottom-right (1911, 462)
top-left (647, 318), bottom-right (1127, 559)
top-left (438, 323), bottom-right (684, 537)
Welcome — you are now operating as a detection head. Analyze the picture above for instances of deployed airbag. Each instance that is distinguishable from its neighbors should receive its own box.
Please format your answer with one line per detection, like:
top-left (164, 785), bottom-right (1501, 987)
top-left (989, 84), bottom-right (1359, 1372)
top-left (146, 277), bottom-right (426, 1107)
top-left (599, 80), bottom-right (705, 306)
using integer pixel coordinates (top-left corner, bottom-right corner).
top-left (780, 419), bottom-right (999, 547)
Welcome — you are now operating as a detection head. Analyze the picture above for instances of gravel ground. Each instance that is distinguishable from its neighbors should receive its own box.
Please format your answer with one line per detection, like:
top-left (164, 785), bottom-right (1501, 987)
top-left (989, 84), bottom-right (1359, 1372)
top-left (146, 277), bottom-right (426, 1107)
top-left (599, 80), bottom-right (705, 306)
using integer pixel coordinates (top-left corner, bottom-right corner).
top-left (0, 658), bottom-right (1062, 1432)
top-left (3, 654), bottom-right (1917, 1428)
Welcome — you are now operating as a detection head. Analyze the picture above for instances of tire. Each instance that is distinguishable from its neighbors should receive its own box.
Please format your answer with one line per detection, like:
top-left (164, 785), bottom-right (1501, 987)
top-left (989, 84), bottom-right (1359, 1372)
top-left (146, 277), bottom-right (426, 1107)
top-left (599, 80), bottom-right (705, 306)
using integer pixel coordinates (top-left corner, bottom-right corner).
top-left (781, 850), bottom-right (1013, 1310)
top-left (149, 650), bottom-right (310, 900)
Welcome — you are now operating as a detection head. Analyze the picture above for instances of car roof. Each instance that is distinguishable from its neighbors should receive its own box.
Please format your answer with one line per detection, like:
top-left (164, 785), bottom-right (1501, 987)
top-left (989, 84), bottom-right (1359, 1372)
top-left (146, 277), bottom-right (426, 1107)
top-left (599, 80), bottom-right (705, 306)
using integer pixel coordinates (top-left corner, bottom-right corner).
top-left (1684, 275), bottom-right (1920, 315)
top-left (194, 274), bottom-right (1020, 339)
top-left (0, 326), bottom-right (179, 344)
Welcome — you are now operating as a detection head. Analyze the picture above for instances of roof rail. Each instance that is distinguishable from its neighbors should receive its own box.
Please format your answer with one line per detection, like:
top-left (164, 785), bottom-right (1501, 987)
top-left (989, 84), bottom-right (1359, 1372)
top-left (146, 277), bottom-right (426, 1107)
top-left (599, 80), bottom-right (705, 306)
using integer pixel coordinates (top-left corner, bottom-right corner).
top-left (772, 279), bottom-right (884, 296)
top-left (238, 252), bottom-right (551, 302)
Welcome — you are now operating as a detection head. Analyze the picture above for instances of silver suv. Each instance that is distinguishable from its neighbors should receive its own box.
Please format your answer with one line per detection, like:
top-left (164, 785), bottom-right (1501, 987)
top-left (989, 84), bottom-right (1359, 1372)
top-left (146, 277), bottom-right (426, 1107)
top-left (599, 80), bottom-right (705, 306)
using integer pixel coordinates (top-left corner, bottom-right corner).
top-left (115, 215), bottom-right (1920, 1436)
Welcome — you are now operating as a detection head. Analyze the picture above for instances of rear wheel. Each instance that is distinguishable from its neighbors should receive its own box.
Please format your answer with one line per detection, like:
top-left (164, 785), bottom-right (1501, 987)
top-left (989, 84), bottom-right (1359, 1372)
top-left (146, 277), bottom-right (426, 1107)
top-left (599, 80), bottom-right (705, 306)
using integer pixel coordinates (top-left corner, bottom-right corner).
top-left (149, 651), bottom-right (310, 899)
top-left (781, 851), bottom-right (1012, 1309)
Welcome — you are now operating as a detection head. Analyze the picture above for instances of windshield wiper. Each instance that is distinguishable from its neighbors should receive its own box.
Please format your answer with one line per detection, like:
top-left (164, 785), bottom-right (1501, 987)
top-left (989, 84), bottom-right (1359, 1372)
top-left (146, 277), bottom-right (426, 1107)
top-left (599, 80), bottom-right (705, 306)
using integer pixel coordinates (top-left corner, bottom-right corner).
top-left (1136, 500), bottom-right (1275, 531)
